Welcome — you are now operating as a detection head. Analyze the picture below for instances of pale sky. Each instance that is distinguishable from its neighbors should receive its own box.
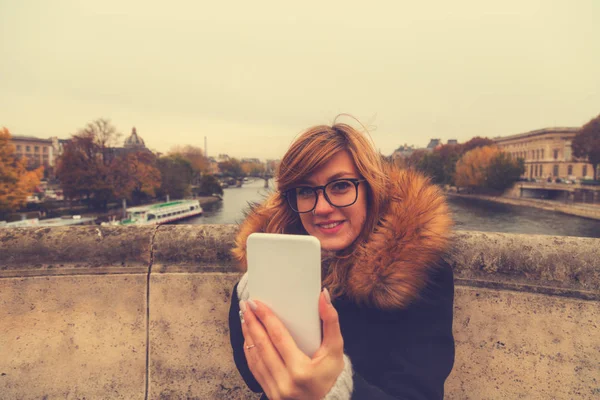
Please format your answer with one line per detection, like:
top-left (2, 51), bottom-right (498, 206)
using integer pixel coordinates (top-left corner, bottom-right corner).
top-left (1, 0), bottom-right (599, 160)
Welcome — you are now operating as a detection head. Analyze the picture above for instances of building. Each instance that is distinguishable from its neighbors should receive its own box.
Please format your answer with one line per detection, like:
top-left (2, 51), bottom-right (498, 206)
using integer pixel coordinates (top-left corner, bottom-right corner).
top-left (426, 139), bottom-right (442, 151)
top-left (391, 144), bottom-right (416, 163)
top-left (123, 127), bottom-right (146, 150)
top-left (207, 157), bottom-right (220, 175)
top-left (493, 127), bottom-right (596, 180)
top-left (10, 135), bottom-right (68, 175)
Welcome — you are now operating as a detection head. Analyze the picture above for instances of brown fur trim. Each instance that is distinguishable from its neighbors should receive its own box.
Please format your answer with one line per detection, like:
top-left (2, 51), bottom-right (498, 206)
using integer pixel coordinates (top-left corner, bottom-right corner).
top-left (231, 165), bottom-right (452, 310)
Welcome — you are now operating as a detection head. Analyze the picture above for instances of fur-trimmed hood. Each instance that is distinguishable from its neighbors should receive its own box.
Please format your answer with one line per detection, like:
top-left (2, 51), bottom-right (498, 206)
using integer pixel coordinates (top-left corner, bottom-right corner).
top-left (232, 164), bottom-right (452, 310)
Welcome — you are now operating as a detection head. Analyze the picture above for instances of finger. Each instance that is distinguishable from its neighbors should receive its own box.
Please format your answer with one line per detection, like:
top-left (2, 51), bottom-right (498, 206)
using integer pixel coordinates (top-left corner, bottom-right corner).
top-left (318, 289), bottom-right (344, 353)
top-left (241, 318), bottom-right (273, 392)
top-left (249, 299), bottom-right (308, 366)
top-left (243, 301), bottom-right (289, 381)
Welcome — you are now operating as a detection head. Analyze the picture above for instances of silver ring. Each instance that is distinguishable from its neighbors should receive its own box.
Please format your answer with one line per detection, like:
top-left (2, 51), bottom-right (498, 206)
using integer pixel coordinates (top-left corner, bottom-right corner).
top-left (245, 344), bottom-right (256, 350)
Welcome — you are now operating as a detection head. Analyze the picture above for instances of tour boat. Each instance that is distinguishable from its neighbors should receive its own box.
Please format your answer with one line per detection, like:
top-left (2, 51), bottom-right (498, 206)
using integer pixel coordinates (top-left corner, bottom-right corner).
top-left (120, 200), bottom-right (203, 225)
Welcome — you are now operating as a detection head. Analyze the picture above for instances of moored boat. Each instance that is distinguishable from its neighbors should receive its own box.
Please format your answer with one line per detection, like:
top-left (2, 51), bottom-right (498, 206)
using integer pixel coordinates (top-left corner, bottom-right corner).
top-left (0, 215), bottom-right (95, 228)
top-left (120, 200), bottom-right (203, 225)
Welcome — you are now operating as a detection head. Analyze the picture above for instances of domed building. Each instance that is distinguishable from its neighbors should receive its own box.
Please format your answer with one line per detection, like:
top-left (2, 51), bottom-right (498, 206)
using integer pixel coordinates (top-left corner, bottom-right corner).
top-left (124, 127), bottom-right (146, 150)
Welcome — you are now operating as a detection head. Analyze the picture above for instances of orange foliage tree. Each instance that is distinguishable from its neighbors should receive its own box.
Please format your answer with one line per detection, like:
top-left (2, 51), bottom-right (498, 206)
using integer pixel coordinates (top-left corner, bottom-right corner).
top-left (454, 146), bottom-right (500, 188)
top-left (169, 145), bottom-right (208, 185)
top-left (0, 127), bottom-right (44, 216)
top-left (113, 151), bottom-right (161, 204)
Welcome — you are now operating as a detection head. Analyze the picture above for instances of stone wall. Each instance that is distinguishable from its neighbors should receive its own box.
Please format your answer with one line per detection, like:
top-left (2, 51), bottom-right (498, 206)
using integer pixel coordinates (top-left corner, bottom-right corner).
top-left (0, 226), bottom-right (599, 399)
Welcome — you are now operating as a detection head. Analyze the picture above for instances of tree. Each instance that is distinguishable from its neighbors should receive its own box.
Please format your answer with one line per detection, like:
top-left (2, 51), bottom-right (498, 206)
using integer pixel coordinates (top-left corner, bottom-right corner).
top-left (113, 151), bottom-right (161, 205)
top-left (486, 152), bottom-right (525, 191)
top-left (196, 174), bottom-right (223, 196)
top-left (416, 152), bottom-right (446, 184)
top-left (156, 155), bottom-right (194, 200)
top-left (241, 161), bottom-right (266, 176)
top-left (218, 158), bottom-right (243, 177)
top-left (56, 120), bottom-right (120, 209)
top-left (56, 118), bottom-right (161, 209)
top-left (572, 114), bottom-right (600, 181)
top-left (0, 127), bottom-right (44, 216)
top-left (461, 136), bottom-right (495, 154)
top-left (170, 145), bottom-right (208, 183)
top-left (454, 146), bottom-right (499, 188)
top-left (434, 144), bottom-right (463, 185)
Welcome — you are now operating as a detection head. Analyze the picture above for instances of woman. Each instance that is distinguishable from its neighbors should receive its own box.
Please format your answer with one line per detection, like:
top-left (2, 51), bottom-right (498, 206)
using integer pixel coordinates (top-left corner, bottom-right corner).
top-left (228, 122), bottom-right (454, 399)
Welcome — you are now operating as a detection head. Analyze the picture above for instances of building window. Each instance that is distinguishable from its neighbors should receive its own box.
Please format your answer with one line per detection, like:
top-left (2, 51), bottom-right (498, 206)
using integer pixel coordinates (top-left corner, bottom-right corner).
top-left (43, 147), bottom-right (47, 153)
top-left (26, 146), bottom-right (31, 152)
top-left (583, 165), bottom-right (588, 177)
top-left (16, 145), bottom-right (22, 151)
top-left (553, 165), bottom-right (559, 177)
top-left (553, 149), bottom-right (559, 160)
top-left (567, 165), bottom-right (573, 175)
top-left (34, 146), bottom-right (39, 152)
top-left (541, 149), bottom-right (544, 160)
top-left (540, 165), bottom-right (543, 176)
top-left (536, 150), bottom-right (539, 160)
top-left (564, 145), bottom-right (572, 161)
top-left (534, 165), bottom-right (538, 176)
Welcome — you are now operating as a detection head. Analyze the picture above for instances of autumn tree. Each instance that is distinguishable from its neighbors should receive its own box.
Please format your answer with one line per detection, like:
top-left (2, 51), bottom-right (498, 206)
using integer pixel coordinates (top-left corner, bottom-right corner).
top-left (241, 161), bottom-right (266, 176)
top-left (196, 174), bottom-right (223, 196)
top-left (113, 151), bottom-right (161, 205)
top-left (572, 113), bottom-right (600, 181)
top-left (486, 152), bottom-right (525, 191)
top-left (218, 158), bottom-right (243, 177)
top-left (460, 136), bottom-right (495, 154)
top-left (56, 120), bottom-right (120, 208)
top-left (454, 146), bottom-right (500, 188)
top-left (0, 127), bottom-right (44, 217)
top-left (156, 155), bottom-right (194, 200)
top-left (170, 145), bottom-right (208, 184)
top-left (57, 118), bottom-right (161, 209)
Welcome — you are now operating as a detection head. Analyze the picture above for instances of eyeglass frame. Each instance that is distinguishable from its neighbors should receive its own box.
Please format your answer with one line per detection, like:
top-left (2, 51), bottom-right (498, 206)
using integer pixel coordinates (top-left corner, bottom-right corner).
top-left (281, 178), bottom-right (367, 214)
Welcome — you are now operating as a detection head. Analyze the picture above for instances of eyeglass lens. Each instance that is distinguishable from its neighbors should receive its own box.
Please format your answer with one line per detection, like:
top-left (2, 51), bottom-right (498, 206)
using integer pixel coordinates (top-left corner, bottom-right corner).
top-left (291, 179), bottom-right (358, 213)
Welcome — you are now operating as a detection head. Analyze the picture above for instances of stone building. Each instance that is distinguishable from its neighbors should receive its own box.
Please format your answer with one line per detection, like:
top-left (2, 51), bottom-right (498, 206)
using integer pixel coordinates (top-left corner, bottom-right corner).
top-left (493, 127), bottom-right (596, 180)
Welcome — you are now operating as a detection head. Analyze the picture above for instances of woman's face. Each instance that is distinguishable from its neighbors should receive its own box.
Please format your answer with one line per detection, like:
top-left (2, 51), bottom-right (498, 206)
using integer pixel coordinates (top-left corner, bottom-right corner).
top-left (297, 150), bottom-right (367, 251)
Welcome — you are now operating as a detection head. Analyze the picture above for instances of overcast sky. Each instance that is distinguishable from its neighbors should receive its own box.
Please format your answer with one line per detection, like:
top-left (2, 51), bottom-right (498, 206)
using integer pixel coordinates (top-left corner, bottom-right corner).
top-left (1, 0), bottom-right (599, 160)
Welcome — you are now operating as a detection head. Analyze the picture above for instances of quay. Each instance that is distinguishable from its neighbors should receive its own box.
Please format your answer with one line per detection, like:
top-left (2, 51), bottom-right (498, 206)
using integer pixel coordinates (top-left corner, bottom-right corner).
top-left (0, 225), bottom-right (599, 399)
top-left (447, 191), bottom-right (600, 221)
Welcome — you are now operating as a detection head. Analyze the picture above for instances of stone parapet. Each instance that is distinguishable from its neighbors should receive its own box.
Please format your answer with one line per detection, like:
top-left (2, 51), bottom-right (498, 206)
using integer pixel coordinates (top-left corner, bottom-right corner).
top-left (0, 226), bottom-right (599, 399)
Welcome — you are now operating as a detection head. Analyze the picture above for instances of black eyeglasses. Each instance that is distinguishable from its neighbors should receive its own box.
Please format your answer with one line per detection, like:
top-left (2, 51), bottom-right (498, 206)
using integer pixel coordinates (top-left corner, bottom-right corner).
top-left (282, 178), bottom-right (366, 213)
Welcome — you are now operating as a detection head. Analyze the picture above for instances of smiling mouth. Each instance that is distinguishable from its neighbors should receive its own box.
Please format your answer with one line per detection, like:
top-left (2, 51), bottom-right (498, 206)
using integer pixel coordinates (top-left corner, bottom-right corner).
top-left (317, 221), bottom-right (343, 229)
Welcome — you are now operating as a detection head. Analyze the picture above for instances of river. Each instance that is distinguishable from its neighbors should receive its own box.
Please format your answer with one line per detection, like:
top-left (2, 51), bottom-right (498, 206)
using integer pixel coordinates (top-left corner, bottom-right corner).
top-left (178, 179), bottom-right (600, 238)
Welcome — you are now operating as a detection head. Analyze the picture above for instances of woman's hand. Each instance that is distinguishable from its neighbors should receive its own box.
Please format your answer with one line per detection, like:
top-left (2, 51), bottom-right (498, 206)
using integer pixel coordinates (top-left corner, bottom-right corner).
top-left (240, 288), bottom-right (345, 400)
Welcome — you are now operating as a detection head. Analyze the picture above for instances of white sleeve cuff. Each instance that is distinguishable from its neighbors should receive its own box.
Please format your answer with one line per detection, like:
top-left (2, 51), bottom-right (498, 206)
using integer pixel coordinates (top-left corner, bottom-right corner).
top-left (323, 354), bottom-right (354, 400)
top-left (236, 272), bottom-right (250, 301)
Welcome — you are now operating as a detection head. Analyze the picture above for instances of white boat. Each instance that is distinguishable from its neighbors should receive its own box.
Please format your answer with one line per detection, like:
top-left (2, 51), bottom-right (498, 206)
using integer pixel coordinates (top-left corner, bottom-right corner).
top-left (120, 199), bottom-right (203, 225)
top-left (0, 215), bottom-right (94, 228)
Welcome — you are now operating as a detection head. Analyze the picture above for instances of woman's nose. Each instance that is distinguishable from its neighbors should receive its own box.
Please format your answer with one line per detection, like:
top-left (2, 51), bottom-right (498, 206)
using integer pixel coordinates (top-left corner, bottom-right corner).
top-left (313, 190), bottom-right (335, 215)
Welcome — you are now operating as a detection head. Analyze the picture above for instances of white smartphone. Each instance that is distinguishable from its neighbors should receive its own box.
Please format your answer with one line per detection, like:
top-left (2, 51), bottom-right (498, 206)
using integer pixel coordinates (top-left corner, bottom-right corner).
top-left (246, 233), bottom-right (322, 357)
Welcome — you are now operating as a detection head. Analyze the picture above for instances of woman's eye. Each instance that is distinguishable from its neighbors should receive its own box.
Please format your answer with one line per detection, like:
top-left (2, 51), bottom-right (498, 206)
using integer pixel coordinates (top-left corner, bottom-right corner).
top-left (296, 187), bottom-right (314, 197)
top-left (331, 181), bottom-right (352, 191)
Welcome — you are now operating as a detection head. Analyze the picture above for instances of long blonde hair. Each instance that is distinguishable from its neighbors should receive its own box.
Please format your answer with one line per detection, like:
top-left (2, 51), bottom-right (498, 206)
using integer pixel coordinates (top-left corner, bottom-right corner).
top-left (260, 121), bottom-right (389, 298)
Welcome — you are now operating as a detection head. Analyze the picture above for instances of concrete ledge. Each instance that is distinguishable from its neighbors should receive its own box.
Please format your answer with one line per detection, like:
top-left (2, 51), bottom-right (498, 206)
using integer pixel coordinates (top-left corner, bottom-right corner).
top-left (152, 224), bottom-right (239, 273)
top-left (1, 226), bottom-right (599, 399)
top-left (450, 231), bottom-right (600, 299)
top-left (0, 226), bottom-right (155, 278)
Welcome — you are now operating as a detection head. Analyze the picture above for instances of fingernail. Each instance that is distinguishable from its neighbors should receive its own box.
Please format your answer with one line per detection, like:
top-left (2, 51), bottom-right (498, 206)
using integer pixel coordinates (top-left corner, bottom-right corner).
top-left (323, 288), bottom-right (331, 304)
top-left (238, 310), bottom-right (245, 324)
top-left (248, 299), bottom-right (258, 311)
top-left (239, 301), bottom-right (247, 313)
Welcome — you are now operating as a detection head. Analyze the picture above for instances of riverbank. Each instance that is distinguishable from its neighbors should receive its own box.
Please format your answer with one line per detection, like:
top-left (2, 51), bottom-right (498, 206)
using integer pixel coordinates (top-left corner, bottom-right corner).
top-left (447, 192), bottom-right (600, 221)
